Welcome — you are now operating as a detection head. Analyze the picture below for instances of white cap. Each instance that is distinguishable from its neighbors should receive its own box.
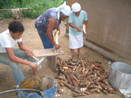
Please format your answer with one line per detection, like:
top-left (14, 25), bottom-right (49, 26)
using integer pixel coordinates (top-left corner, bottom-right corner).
top-left (71, 2), bottom-right (81, 12)
top-left (60, 5), bottom-right (71, 16)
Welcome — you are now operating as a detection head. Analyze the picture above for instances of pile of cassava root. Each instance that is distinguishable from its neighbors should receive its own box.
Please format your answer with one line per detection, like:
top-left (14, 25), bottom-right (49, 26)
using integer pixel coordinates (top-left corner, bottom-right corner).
top-left (56, 57), bottom-right (115, 97)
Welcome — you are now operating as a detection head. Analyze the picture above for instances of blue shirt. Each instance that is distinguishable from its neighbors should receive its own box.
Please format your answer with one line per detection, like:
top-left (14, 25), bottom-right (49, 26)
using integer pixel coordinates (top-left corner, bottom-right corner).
top-left (35, 8), bottom-right (60, 30)
top-left (68, 10), bottom-right (88, 35)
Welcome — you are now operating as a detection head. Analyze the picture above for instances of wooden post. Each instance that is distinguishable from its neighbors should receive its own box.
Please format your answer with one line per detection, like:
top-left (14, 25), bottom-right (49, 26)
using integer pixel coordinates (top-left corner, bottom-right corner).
top-left (0, 8), bottom-right (32, 19)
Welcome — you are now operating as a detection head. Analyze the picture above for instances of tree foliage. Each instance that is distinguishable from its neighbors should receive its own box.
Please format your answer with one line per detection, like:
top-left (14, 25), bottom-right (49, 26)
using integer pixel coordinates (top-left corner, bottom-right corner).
top-left (0, 0), bottom-right (63, 18)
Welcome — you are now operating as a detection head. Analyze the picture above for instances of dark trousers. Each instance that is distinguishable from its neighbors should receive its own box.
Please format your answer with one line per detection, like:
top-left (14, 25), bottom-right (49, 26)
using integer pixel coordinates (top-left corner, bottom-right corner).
top-left (35, 23), bottom-right (53, 49)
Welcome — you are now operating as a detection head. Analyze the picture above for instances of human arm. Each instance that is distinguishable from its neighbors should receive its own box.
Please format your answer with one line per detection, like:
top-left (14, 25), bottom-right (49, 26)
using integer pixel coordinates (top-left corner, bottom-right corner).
top-left (83, 20), bottom-right (88, 34)
top-left (68, 13), bottom-right (82, 32)
top-left (46, 18), bottom-right (60, 49)
top-left (6, 48), bottom-right (37, 70)
top-left (17, 41), bottom-right (37, 74)
top-left (68, 23), bottom-right (82, 32)
top-left (18, 42), bottom-right (34, 57)
top-left (83, 11), bottom-right (88, 34)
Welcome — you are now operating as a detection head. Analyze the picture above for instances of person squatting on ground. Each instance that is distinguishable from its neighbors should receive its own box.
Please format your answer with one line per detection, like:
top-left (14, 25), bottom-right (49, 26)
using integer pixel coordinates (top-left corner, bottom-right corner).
top-left (68, 2), bottom-right (88, 63)
top-left (35, 2), bottom-right (71, 71)
top-left (0, 21), bottom-right (37, 85)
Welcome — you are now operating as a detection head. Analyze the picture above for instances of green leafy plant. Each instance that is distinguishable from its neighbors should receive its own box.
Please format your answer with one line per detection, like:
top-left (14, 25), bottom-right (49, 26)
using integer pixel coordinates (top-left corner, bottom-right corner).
top-left (0, 0), bottom-right (63, 18)
top-left (1, 12), bottom-right (12, 18)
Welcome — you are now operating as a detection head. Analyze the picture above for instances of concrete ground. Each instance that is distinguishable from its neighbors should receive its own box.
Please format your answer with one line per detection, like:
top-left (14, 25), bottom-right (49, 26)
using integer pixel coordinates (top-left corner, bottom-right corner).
top-left (0, 19), bottom-right (123, 98)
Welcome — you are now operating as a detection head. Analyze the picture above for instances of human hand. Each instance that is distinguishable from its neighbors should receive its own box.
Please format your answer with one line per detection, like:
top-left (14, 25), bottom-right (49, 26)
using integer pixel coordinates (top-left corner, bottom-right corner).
top-left (25, 49), bottom-right (34, 57)
top-left (84, 34), bottom-right (88, 41)
top-left (54, 44), bottom-right (60, 49)
top-left (29, 62), bottom-right (38, 75)
top-left (83, 31), bottom-right (87, 36)
top-left (76, 27), bottom-right (82, 32)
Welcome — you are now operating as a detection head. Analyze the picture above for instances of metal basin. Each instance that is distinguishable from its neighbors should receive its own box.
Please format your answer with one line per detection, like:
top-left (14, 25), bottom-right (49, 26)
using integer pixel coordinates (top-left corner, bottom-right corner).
top-left (109, 62), bottom-right (131, 89)
top-left (109, 62), bottom-right (131, 97)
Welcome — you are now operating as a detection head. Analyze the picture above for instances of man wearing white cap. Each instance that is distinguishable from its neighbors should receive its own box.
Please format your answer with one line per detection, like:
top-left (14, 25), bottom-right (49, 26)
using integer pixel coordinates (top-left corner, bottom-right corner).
top-left (68, 2), bottom-right (88, 63)
top-left (35, 3), bottom-right (71, 72)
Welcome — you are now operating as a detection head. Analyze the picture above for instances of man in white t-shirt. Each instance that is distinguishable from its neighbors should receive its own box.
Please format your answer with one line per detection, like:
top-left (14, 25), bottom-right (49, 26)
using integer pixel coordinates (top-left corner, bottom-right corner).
top-left (0, 21), bottom-right (37, 85)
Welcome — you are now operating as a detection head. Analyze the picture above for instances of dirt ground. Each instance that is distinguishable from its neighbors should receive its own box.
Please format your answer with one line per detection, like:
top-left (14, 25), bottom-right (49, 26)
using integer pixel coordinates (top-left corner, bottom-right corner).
top-left (0, 19), bottom-right (123, 98)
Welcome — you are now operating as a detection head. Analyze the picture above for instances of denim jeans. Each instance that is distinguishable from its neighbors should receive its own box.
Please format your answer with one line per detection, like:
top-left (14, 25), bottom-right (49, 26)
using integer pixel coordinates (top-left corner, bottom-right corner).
top-left (35, 23), bottom-right (54, 49)
top-left (0, 48), bottom-right (35, 85)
